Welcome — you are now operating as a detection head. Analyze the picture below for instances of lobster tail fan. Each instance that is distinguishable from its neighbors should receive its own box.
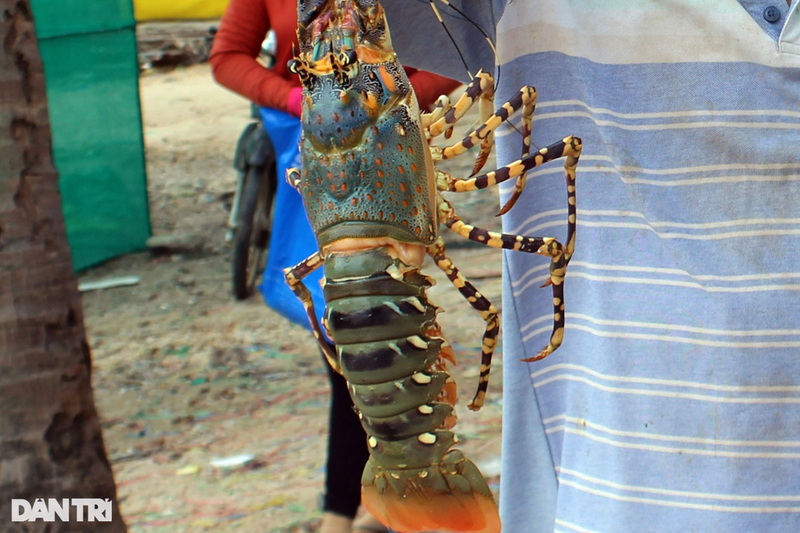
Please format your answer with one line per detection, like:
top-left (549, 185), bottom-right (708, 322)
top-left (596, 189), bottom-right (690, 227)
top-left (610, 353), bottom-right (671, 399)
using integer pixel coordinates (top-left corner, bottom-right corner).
top-left (361, 430), bottom-right (500, 533)
top-left (361, 451), bottom-right (500, 533)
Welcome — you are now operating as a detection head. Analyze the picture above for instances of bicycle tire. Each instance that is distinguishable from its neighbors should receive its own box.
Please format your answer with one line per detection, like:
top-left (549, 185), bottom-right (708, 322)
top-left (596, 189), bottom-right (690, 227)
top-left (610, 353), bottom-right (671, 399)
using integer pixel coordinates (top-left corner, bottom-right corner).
top-left (232, 165), bottom-right (268, 300)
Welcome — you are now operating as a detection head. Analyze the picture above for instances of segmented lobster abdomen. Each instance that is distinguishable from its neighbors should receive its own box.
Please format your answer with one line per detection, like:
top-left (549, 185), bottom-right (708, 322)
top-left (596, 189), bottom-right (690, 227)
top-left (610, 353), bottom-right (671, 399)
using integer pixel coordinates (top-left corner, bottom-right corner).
top-left (322, 247), bottom-right (500, 533)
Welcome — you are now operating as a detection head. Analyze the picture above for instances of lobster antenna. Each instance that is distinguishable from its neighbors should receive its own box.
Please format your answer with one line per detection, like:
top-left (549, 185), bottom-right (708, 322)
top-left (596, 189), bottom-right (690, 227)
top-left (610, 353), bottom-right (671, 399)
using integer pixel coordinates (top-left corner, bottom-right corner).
top-left (422, 0), bottom-right (527, 141)
top-left (435, 0), bottom-right (499, 70)
top-left (437, 0), bottom-right (533, 143)
top-left (428, 0), bottom-right (473, 81)
top-left (429, 0), bottom-right (501, 88)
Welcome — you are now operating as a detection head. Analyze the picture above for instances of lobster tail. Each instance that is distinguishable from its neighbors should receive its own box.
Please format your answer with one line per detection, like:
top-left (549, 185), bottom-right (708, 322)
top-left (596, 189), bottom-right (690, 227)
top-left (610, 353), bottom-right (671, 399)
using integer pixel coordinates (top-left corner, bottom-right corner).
top-left (323, 247), bottom-right (500, 533)
top-left (361, 434), bottom-right (500, 533)
top-left (288, 3), bottom-right (579, 532)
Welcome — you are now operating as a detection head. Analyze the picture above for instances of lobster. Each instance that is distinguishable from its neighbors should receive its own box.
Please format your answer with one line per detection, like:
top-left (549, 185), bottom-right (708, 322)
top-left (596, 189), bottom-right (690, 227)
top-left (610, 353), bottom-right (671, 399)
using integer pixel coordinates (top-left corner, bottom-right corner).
top-left (283, 1), bottom-right (581, 532)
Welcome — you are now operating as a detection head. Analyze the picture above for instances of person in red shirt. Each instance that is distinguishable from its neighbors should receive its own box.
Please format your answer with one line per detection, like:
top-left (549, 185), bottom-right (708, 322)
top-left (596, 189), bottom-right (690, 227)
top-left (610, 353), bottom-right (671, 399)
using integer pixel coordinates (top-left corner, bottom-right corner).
top-left (210, 0), bottom-right (461, 118)
top-left (209, 2), bottom-right (461, 533)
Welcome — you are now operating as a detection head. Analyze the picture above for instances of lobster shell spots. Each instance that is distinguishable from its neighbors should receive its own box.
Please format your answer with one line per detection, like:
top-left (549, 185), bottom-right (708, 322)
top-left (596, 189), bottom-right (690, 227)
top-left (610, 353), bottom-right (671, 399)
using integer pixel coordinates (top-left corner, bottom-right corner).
top-left (300, 69), bottom-right (436, 248)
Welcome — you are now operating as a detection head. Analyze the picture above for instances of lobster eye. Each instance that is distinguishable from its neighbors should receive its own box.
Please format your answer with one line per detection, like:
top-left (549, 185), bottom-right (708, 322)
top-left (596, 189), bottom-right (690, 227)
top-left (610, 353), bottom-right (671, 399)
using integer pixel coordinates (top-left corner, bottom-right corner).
top-left (338, 49), bottom-right (358, 66)
top-left (287, 58), bottom-right (302, 74)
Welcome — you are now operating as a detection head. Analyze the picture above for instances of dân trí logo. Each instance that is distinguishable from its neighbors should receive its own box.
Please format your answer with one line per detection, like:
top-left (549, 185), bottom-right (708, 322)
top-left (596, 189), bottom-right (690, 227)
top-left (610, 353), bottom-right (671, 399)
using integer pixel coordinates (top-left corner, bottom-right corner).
top-left (11, 498), bottom-right (112, 522)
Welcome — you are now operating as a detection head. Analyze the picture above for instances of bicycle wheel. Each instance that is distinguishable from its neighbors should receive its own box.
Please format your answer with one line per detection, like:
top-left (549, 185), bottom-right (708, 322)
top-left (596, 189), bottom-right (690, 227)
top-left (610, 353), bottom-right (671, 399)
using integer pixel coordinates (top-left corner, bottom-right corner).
top-left (232, 165), bottom-right (272, 300)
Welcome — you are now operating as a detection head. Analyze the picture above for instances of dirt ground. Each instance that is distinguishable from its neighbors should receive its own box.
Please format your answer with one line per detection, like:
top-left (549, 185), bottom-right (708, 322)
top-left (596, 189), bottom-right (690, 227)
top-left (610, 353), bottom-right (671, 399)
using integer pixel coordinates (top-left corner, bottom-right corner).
top-left (79, 63), bottom-right (506, 533)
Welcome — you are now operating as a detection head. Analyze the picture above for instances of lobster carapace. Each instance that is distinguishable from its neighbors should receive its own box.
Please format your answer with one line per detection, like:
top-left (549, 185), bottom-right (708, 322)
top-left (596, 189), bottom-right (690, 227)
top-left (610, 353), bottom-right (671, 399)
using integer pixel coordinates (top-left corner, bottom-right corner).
top-left (284, 1), bottom-right (582, 532)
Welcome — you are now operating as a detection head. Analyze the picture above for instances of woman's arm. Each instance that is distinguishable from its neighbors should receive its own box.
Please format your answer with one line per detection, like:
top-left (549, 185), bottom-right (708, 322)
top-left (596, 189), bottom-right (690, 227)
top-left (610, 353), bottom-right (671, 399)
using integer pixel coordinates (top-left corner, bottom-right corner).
top-left (210, 0), bottom-right (458, 115)
top-left (209, 0), bottom-right (299, 114)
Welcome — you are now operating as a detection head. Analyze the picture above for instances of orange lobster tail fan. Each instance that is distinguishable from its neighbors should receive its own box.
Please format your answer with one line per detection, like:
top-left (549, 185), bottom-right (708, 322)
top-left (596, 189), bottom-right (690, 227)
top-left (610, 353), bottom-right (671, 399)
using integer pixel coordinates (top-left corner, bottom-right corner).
top-left (362, 483), bottom-right (501, 533)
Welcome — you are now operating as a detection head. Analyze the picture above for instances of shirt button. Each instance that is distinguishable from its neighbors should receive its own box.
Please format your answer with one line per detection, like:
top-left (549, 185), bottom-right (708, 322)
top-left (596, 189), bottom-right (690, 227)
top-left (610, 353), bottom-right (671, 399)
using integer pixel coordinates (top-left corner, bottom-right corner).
top-left (763, 6), bottom-right (781, 23)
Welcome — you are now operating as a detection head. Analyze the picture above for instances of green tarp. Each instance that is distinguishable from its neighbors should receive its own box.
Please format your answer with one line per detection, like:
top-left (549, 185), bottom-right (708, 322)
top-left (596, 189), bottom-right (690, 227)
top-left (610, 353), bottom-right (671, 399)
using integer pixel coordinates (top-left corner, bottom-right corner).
top-left (30, 0), bottom-right (150, 270)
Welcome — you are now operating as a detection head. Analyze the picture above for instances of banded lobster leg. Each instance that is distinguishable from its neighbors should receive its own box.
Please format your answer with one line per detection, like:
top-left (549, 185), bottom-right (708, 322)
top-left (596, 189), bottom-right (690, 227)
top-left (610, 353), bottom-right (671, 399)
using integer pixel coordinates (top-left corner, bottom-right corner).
top-left (284, 165), bottom-right (339, 368)
top-left (283, 252), bottom-right (340, 373)
top-left (427, 237), bottom-right (499, 411)
top-left (436, 196), bottom-right (568, 364)
top-left (439, 136), bottom-right (582, 264)
top-left (431, 136), bottom-right (581, 374)
top-left (420, 71), bottom-right (494, 130)
top-left (422, 71), bottom-right (495, 173)
top-left (286, 167), bottom-right (302, 189)
top-left (427, 81), bottom-right (539, 215)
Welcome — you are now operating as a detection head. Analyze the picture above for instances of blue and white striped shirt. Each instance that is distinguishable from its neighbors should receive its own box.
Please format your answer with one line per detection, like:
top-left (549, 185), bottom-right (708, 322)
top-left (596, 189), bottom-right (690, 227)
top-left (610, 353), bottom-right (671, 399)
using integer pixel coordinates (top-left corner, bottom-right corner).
top-left (390, 1), bottom-right (800, 531)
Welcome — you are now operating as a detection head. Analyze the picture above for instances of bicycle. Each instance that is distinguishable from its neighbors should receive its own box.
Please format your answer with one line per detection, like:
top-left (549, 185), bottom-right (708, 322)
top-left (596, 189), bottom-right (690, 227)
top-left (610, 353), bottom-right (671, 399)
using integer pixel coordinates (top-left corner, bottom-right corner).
top-left (227, 105), bottom-right (277, 300)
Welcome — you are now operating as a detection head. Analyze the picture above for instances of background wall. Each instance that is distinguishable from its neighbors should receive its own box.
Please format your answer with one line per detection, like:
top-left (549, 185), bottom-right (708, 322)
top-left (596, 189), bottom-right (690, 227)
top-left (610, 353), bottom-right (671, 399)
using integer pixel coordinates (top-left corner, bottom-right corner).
top-left (134, 0), bottom-right (229, 21)
top-left (30, 0), bottom-right (151, 270)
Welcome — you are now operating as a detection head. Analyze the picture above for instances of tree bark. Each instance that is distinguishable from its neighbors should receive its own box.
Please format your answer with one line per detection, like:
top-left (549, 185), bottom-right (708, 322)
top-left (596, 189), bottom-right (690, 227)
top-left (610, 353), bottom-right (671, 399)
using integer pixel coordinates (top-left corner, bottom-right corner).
top-left (0, 1), bottom-right (127, 531)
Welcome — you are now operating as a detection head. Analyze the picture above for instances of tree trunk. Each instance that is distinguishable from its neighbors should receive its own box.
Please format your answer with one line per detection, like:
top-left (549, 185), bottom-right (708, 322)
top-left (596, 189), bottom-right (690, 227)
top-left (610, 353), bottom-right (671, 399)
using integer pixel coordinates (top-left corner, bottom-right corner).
top-left (0, 1), bottom-right (127, 531)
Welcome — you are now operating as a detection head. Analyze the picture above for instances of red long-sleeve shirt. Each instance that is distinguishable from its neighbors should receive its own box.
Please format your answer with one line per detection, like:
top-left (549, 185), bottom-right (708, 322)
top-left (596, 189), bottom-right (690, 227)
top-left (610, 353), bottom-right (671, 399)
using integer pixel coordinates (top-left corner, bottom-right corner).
top-left (209, 0), bottom-right (461, 114)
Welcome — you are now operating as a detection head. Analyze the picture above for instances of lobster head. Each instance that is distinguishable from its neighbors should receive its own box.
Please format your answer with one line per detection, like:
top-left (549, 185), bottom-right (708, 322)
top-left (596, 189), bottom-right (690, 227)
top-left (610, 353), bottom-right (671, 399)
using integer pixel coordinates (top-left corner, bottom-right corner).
top-left (291, 0), bottom-right (395, 83)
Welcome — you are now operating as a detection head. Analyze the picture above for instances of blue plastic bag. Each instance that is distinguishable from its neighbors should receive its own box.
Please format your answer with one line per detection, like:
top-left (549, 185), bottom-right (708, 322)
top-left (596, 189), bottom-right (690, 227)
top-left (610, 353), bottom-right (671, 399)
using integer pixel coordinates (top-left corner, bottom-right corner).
top-left (258, 107), bottom-right (325, 328)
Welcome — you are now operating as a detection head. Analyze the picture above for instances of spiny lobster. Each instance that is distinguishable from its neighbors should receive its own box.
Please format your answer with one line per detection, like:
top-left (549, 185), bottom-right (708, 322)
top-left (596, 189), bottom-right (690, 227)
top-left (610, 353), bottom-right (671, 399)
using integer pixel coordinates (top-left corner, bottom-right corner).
top-left (283, 1), bottom-right (581, 532)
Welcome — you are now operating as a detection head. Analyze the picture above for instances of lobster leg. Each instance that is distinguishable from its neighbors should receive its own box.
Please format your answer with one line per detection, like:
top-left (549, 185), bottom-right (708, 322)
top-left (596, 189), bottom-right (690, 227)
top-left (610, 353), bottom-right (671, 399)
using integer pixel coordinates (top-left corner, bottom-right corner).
top-left (438, 85), bottom-right (536, 187)
top-left (442, 135), bottom-right (580, 258)
top-left (283, 252), bottom-right (340, 372)
top-left (442, 134), bottom-right (580, 193)
top-left (420, 94), bottom-right (454, 130)
top-left (426, 71), bottom-right (496, 175)
top-left (427, 237), bottom-right (499, 412)
top-left (438, 197), bottom-right (568, 361)
top-left (430, 82), bottom-right (538, 202)
top-left (426, 70), bottom-right (494, 138)
top-left (286, 167), bottom-right (302, 189)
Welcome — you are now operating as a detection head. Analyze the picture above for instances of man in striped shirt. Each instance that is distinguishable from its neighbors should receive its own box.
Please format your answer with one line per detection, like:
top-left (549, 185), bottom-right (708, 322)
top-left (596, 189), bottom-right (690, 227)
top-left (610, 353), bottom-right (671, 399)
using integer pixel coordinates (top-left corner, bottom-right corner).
top-left (384, 0), bottom-right (800, 531)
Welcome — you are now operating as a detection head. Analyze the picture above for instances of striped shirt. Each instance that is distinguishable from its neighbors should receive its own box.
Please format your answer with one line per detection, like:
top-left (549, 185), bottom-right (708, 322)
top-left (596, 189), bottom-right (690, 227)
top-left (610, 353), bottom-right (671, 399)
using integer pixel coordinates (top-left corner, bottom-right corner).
top-left (388, 0), bottom-right (800, 531)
